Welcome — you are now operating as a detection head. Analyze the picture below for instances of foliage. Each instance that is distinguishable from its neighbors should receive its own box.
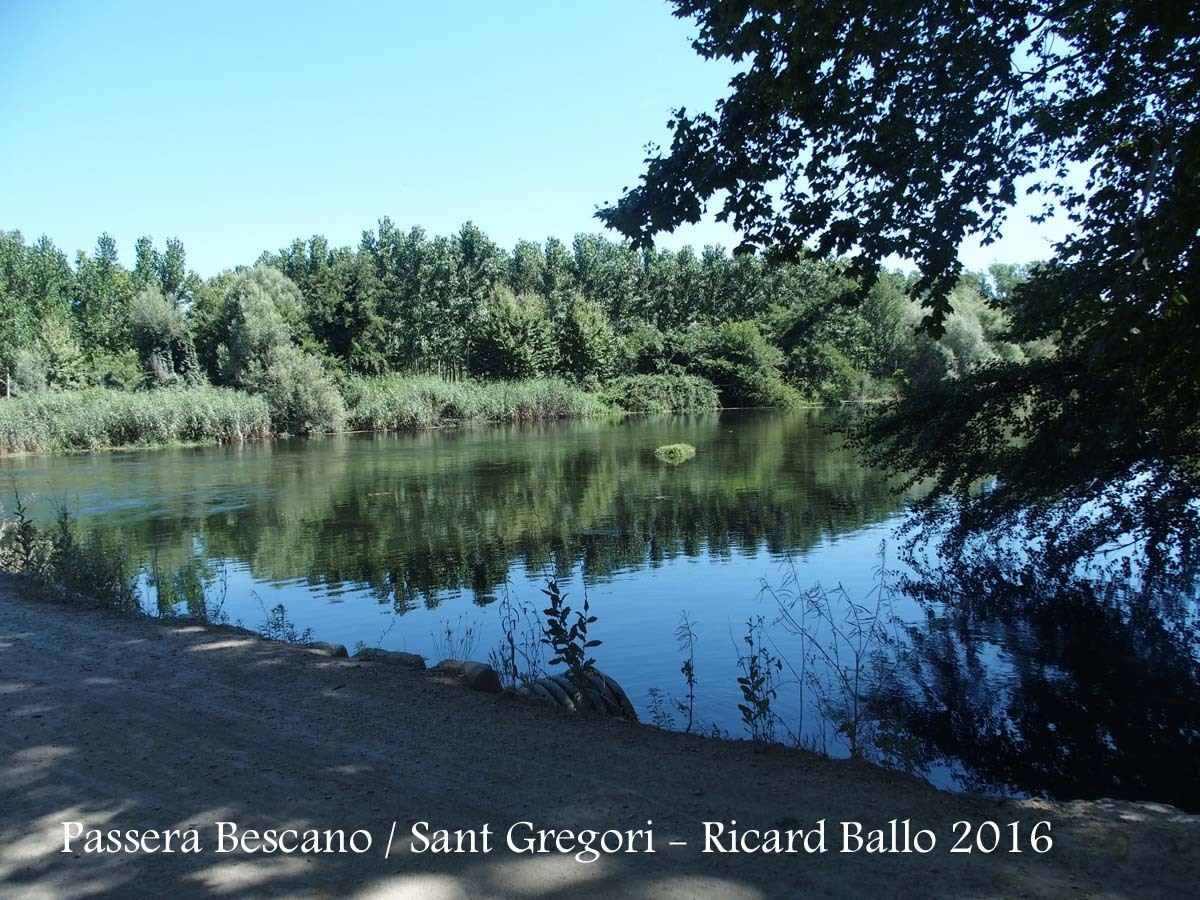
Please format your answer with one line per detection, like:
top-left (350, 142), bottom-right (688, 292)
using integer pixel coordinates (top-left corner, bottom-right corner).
top-left (540, 578), bottom-right (602, 707)
top-left (488, 582), bottom-right (545, 689)
top-left (602, 0), bottom-right (1200, 585)
top-left (3, 220), bottom-right (1036, 455)
top-left (647, 688), bottom-right (677, 729)
top-left (762, 546), bottom-right (903, 758)
top-left (216, 264), bottom-right (306, 386)
top-left (735, 616), bottom-right (782, 749)
top-left (344, 375), bottom-right (609, 431)
top-left (259, 602), bottom-right (313, 644)
top-left (675, 610), bottom-right (698, 733)
top-left (48, 504), bottom-right (139, 610)
top-left (0, 387), bottom-right (271, 453)
top-left (129, 286), bottom-right (199, 386)
top-left (654, 443), bottom-right (696, 464)
top-left (676, 321), bottom-right (801, 408)
top-left (1, 497), bottom-right (138, 610)
top-left (555, 295), bottom-right (618, 388)
top-left (430, 614), bottom-right (480, 662)
top-left (470, 287), bottom-right (557, 379)
top-left (600, 374), bottom-right (719, 413)
top-left (243, 345), bottom-right (346, 436)
top-left (91, 349), bottom-right (145, 392)
top-left (0, 485), bottom-right (50, 574)
top-left (212, 265), bottom-right (344, 434)
top-left (615, 320), bottom-right (669, 374)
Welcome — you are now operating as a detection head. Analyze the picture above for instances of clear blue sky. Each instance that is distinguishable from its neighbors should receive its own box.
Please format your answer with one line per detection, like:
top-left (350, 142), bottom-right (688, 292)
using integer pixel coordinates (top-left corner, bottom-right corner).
top-left (1, 0), bottom-right (1065, 276)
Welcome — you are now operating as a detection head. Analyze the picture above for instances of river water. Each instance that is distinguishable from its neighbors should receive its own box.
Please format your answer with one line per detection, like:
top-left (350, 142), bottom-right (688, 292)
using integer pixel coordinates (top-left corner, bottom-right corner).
top-left (8, 410), bottom-right (1197, 810)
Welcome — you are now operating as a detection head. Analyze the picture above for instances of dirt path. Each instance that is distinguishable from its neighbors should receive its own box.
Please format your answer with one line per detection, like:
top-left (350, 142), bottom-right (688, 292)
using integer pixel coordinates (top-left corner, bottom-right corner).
top-left (0, 579), bottom-right (1195, 899)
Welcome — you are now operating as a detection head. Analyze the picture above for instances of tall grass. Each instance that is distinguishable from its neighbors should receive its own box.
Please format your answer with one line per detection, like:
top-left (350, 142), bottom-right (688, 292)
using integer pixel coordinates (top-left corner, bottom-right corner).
top-left (0, 387), bottom-right (272, 453)
top-left (0, 376), bottom-right (608, 454)
top-left (344, 375), bottom-right (611, 431)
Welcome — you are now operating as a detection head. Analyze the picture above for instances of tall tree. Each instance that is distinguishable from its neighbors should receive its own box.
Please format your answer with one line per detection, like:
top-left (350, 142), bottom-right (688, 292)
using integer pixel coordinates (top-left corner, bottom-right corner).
top-left (73, 233), bottom-right (134, 354)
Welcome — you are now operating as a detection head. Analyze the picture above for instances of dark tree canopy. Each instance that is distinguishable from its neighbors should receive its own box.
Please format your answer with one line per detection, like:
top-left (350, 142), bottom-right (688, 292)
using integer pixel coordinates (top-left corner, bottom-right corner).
top-left (599, 1), bottom-right (1198, 328)
top-left (601, 1), bottom-right (1200, 584)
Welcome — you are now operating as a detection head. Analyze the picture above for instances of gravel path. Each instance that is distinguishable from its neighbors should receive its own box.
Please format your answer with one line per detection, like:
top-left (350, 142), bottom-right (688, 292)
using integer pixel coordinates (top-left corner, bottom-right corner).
top-left (1, 578), bottom-right (1195, 899)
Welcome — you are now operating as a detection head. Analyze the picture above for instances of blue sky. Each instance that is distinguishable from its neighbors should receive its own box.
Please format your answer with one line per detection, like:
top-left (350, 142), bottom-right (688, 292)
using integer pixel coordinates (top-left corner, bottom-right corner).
top-left (1, 0), bottom-right (1066, 276)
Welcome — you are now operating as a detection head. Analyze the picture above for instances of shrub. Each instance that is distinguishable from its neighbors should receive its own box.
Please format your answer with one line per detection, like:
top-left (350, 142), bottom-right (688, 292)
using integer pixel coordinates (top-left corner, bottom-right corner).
top-left (676, 321), bottom-right (802, 408)
top-left (7, 315), bottom-right (89, 395)
top-left (48, 505), bottom-right (139, 610)
top-left (208, 265), bottom-right (344, 435)
top-left (130, 286), bottom-right (199, 385)
top-left (654, 443), bottom-right (697, 464)
top-left (601, 374), bottom-right (720, 413)
top-left (616, 321), bottom-right (669, 375)
top-left (540, 579), bottom-right (602, 709)
top-left (243, 347), bottom-right (346, 435)
top-left (91, 349), bottom-right (145, 391)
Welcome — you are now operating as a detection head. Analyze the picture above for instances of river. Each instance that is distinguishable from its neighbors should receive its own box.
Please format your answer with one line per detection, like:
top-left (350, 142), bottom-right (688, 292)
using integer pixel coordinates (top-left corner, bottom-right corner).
top-left (7, 410), bottom-right (1197, 810)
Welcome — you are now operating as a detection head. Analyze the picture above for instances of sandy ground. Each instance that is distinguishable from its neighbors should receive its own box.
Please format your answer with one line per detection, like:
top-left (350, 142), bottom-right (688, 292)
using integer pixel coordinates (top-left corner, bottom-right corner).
top-left (0, 578), bottom-right (1196, 899)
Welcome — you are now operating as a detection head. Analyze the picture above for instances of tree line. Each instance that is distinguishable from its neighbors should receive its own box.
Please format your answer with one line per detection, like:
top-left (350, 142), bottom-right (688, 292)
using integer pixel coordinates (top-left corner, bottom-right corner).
top-left (0, 220), bottom-right (1034, 419)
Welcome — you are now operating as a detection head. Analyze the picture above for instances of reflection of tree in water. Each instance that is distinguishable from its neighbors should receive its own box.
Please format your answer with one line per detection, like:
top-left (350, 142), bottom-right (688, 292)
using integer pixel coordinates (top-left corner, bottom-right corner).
top-left (18, 410), bottom-right (1198, 810)
top-left (885, 562), bottom-right (1200, 812)
top-left (57, 411), bottom-right (905, 612)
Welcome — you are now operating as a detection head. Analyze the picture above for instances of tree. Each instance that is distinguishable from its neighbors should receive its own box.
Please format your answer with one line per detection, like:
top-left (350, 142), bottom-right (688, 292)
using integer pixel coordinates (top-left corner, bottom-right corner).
top-left (73, 234), bottom-right (136, 361)
top-left (556, 295), bottom-right (618, 387)
top-left (600, 1), bottom-right (1200, 584)
top-left (0, 231), bottom-right (37, 387)
top-left (676, 320), bottom-right (798, 408)
top-left (130, 286), bottom-right (198, 385)
top-left (470, 287), bottom-right (556, 380)
top-left (216, 264), bottom-right (344, 434)
top-left (216, 263), bottom-right (305, 384)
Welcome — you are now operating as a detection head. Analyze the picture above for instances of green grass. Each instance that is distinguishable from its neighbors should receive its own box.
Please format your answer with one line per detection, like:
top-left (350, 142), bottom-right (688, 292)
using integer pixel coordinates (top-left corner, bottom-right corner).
top-left (654, 443), bottom-right (697, 464)
top-left (344, 375), bottom-right (611, 431)
top-left (0, 387), bottom-right (272, 454)
top-left (600, 374), bottom-right (720, 414)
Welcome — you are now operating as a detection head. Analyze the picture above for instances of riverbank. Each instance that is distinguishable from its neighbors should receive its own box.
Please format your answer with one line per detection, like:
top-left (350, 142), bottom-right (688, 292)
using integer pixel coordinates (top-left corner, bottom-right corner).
top-left (1, 578), bottom-right (1195, 899)
top-left (0, 376), bottom-right (723, 455)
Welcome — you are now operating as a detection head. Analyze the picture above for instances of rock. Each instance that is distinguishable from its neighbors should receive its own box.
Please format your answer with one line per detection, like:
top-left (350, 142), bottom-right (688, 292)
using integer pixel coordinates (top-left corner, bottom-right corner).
top-left (304, 641), bottom-right (349, 658)
top-left (462, 661), bottom-right (502, 693)
top-left (353, 647), bottom-right (426, 669)
top-left (435, 659), bottom-right (502, 693)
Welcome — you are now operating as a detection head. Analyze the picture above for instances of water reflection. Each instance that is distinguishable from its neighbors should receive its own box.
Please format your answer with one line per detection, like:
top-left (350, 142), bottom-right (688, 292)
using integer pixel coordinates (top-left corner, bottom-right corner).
top-left (890, 571), bottom-right (1200, 812)
top-left (7, 410), bottom-right (1198, 810)
top-left (11, 411), bottom-right (903, 609)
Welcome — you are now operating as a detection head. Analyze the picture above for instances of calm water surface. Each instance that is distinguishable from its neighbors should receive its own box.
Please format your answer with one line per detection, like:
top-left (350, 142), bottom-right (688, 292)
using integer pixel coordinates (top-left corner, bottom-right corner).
top-left (8, 410), bottom-right (1198, 810)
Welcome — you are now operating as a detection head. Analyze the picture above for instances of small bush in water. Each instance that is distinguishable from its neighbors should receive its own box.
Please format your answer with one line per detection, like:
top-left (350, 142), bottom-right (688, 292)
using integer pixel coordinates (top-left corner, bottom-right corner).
top-left (654, 443), bottom-right (696, 464)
